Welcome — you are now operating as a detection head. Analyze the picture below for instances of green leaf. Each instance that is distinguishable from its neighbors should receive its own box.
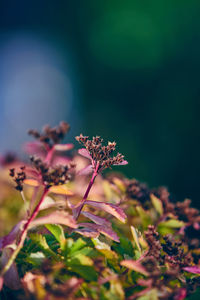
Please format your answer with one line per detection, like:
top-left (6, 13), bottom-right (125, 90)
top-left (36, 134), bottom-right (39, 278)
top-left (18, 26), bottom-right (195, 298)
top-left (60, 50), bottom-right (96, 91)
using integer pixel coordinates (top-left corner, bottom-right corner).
top-left (112, 235), bottom-right (134, 259)
top-left (68, 238), bottom-right (86, 255)
top-left (29, 234), bottom-right (58, 260)
top-left (159, 219), bottom-right (185, 228)
top-left (131, 226), bottom-right (141, 253)
top-left (137, 288), bottom-right (158, 300)
top-left (136, 206), bottom-right (151, 227)
top-left (45, 224), bottom-right (65, 250)
top-left (67, 253), bottom-right (93, 266)
top-left (26, 251), bottom-right (46, 266)
top-left (70, 247), bottom-right (98, 258)
top-left (150, 194), bottom-right (163, 216)
top-left (66, 264), bottom-right (98, 281)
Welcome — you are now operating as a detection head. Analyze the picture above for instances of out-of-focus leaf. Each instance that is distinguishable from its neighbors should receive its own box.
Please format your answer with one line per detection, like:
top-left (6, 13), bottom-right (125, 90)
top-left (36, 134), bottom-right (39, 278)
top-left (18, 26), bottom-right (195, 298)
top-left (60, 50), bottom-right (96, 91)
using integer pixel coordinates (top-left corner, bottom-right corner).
top-left (71, 247), bottom-right (98, 258)
top-left (98, 248), bottom-right (118, 260)
top-left (0, 221), bottom-right (25, 250)
top-left (103, 180), bottom-right (114, 201)
top-left (67, 253), bottom-right (93, 266)
top-left (183, 266), bottom-right (200, 274)
top-left (77, 165), bottom-right (93, 176)
top-left (0, 248), bottom-right (21, 290)
top-left (112, 177), bottom-right (126, 193)
top-left (131, 226), bottom-right (141, 253)
top-left (150, 194), bottom-right (163, 216)
top-left (39, 196), bottom-right (55, 211)
top-left (23, 141), bottom-right (45, 156)
top-left (22, 272), bottom-right (46, 298)
top-left (136, 206), bottom-right (151, 227)
top-left (26, 252), bottom-right (46, 266)
top-left (112, 236), bottom-right (134, 258)
top-left (85, 200), bottom-right (127, 223)
top-left (81, 211), bottom-right (111, 226)
top-left (109, 280), bottom-right (125, 300)
top-left (30, 211), bottom-right (77, 229)
top-left (78, 148), bottom-right (92, 160)
top-left (121, 260), bottom-right (149, 276)
top-left (29, 234), bottom-right (58, 260)
top-left (24, 179), bottom-right (40, 187)
top-left (159, 219), bottom-right (185, 228)
top-left (75, 228), bottom-right (100, 239)
top-left (137, 288), bottom-right (158, 300)
top-left (77, 223), bottom-right (120, 242)
top-left (66, 263), bottom-right (98, 281)
top-left (54, 143), bottom-right (74, 151)
top-left (67, 238), bottom-right (86, 255)
top-left (45, 224), bottom-right (65, 250)
top-left (49, 185), bottom-right (73, 196)
top-left (92, 237), bottom-right (111, 250)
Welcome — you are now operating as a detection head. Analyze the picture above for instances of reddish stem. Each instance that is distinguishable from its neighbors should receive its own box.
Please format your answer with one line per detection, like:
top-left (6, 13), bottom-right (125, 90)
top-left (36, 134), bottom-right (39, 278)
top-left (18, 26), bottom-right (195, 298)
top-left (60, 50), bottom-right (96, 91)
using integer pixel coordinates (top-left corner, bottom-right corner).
top-left (74, 162), bottom-right (99, 220)
top-left (45, 146), bottom-right (55, 164)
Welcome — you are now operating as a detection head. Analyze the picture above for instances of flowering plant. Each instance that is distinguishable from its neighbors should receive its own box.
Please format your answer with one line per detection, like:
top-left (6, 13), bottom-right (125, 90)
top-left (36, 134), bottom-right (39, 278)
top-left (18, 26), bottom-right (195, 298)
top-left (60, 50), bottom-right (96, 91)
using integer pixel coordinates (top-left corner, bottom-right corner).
top-left (0, 122), bottom-right (200, 300)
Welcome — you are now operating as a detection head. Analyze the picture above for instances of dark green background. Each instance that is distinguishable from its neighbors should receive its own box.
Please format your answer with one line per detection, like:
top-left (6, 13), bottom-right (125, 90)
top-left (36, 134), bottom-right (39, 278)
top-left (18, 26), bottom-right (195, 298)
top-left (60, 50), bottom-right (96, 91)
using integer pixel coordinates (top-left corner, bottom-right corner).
top-left (0, 1), bottom-right (200, 207)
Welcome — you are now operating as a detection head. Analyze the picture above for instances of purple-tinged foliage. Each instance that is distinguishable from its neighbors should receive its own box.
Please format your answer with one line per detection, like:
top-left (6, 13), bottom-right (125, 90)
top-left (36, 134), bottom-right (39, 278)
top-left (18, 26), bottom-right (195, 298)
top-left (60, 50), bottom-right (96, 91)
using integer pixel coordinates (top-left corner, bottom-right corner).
top-left (85, 200), bottom-right (127, 223)
top-left (183, 266), bottom-right (200, 274)
top-left (0, 121), bottom-right (200, 299)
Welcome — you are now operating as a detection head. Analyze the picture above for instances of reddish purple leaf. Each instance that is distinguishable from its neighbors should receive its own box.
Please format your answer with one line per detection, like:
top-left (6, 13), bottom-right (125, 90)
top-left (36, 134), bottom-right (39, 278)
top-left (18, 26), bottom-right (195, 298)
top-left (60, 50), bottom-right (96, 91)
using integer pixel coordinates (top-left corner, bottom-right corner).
top-left (52, 156), bottom-right (71, 166)
top-left (1, 248), bottom-right (21, 290)
top-left (78, 223), bottom-right (120, 242)
top-left (0, 221), bottom-right (25, 250)
top-left (23, 141), bottom-right (45, 156)
top-left (183, 266), bottom-right (200, 274)
top-left (81, 211), bottom-right (111, 226)
top-left (85, 200), bottom-right (127, 223)
top-left (30, 211), bottom-right (77, 229)
top-left (54, 143), bottom-right (74, 151)
top-left (78, 148), bottom-right (92, 160)
top-left (77, 165), bottom-right (93, 176)
top-left (121, 260), bottom-right (149, 276)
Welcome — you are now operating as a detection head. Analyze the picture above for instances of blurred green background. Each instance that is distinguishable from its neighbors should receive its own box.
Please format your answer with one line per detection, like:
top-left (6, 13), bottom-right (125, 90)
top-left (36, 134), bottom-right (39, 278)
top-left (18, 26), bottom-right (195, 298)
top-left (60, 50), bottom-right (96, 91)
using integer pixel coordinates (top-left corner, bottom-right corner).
top-left (0, 0), bottom-right (200, 207)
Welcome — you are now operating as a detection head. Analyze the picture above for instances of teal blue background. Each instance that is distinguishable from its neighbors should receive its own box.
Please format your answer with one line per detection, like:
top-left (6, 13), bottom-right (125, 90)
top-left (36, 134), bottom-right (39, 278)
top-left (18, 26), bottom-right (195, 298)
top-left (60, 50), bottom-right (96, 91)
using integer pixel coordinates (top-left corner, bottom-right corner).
top-left (0, 1), bottom-right (200, 209)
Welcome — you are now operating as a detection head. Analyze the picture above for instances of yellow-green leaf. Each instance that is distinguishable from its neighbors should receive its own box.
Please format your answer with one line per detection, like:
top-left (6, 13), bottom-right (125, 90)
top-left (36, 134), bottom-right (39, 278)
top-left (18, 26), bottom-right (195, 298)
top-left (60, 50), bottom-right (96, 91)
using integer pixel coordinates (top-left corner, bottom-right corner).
top-left (49, 185), bottom-right (73, 196)
top-left (150, 194), bottom-right (163, 216)
top-left (131, 226), bottom-right (141, 253)
top-left (159, 219), bottom-right (185, 228)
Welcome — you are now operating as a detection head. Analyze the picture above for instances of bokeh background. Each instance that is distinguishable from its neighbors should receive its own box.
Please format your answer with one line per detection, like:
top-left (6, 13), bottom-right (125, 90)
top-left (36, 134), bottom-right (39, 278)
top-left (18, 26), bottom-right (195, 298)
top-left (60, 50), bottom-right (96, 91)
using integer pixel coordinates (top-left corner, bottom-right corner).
top-left (0, 1), bottom-right (200, 207)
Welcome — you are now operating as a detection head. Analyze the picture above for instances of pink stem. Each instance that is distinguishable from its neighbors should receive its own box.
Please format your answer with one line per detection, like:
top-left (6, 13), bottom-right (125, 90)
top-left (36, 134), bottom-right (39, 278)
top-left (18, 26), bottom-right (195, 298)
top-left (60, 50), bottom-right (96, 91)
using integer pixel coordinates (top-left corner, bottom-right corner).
top-left (23, 188), bottom-right (48, 231)
top-left (44, 146), bottom-right (55, 164)
top-left (74, 162), bottom-right (99, 220)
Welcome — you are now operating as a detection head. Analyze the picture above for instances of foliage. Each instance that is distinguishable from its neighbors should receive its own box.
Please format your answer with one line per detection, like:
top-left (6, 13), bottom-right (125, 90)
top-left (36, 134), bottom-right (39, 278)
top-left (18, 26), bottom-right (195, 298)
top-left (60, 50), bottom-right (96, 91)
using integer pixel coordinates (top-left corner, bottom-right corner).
top-left (0, 122), bottom-right (200, 299)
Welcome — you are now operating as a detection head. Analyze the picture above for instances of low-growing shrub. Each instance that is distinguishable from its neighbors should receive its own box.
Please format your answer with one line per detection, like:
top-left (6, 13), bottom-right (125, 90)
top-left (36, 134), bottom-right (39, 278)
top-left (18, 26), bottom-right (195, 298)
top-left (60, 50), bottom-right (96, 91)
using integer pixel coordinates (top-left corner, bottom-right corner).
top-left (0, 122), bottom-right (200, 299)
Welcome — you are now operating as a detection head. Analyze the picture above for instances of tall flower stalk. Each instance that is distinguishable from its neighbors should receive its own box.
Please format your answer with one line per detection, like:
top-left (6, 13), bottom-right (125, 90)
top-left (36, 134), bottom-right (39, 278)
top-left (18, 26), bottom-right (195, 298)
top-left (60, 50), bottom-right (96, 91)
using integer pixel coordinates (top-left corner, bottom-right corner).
top-left (73, 135), bottom-right (128, 220)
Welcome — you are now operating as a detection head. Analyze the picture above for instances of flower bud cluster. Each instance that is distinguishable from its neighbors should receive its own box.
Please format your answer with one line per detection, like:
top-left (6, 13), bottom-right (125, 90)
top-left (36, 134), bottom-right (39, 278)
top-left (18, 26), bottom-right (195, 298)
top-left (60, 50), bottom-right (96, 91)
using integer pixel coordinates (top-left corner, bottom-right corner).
top-left (126, 179), bottom-right (149, 203)
top-left (162, 235), bottom-right (192, 267)
top-left (30, 156), bottom-right (73, 187)
top-left (144, 225), bottom-right (162, 260)
top-left (28, 121), bottom-right (70, 147)
top-left (9, 166), bottom-right (26, 191)
top-left (75, 134), bottom-right (126, 171)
